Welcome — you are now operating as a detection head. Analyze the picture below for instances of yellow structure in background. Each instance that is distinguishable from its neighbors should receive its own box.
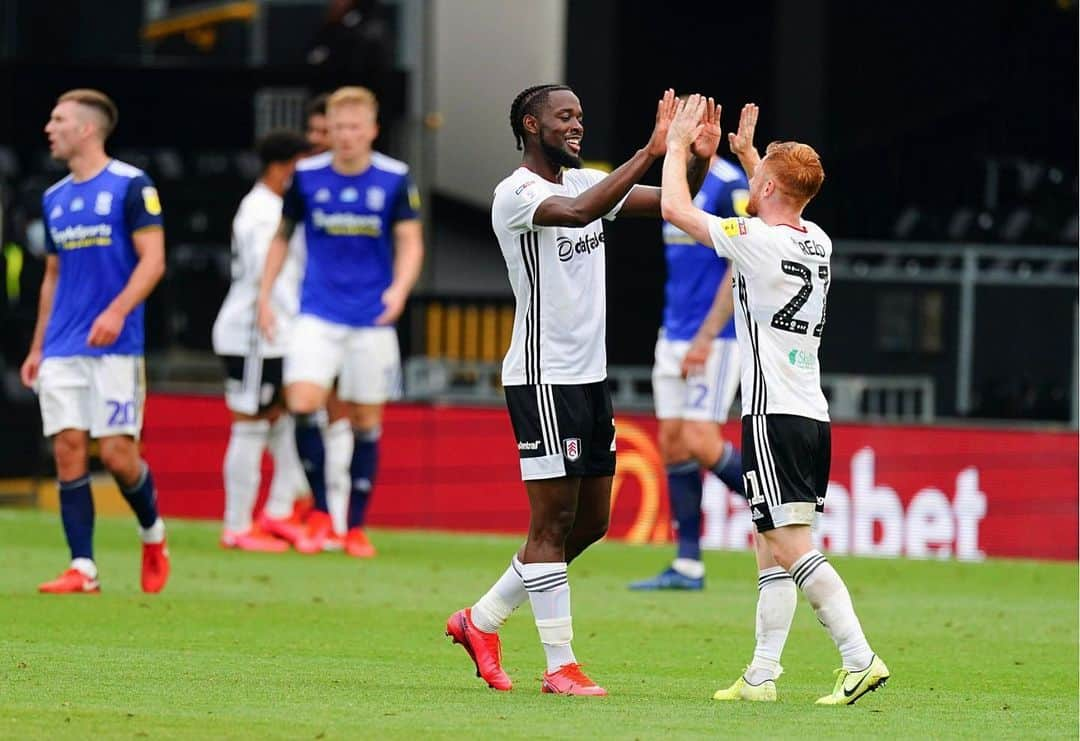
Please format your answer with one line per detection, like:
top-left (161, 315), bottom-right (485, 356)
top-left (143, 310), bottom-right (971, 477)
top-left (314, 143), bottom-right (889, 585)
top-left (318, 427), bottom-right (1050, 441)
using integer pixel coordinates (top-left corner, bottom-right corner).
top-left (424, 301), bottom-right (514, 362)
top-left (6, 475), bottom-right (130, 515)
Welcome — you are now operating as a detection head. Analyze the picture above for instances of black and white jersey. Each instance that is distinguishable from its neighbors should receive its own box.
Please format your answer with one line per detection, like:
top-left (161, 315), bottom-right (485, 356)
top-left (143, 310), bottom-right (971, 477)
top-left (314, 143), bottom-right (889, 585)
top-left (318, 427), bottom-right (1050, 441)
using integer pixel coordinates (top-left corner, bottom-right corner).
top-left (705, 215), bottom-right (832, 422)
top-left (212, 183), bottom-right (304, 357)
top-left (491, 167), bottom-right (628, 386)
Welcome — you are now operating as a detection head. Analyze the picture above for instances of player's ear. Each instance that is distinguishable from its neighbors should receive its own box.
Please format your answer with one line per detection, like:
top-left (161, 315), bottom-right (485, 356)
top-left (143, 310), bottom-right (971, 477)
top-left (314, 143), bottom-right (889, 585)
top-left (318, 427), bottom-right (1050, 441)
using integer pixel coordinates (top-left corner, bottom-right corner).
top-left (522, 113), bottom-right (540, 137)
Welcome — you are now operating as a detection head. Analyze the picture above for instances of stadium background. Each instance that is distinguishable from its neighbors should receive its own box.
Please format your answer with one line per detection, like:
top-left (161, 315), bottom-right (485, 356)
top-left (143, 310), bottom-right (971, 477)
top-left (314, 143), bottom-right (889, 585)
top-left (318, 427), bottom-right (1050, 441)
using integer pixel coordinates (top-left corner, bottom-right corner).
top-left (0, 0), bottom-right (1076, 562)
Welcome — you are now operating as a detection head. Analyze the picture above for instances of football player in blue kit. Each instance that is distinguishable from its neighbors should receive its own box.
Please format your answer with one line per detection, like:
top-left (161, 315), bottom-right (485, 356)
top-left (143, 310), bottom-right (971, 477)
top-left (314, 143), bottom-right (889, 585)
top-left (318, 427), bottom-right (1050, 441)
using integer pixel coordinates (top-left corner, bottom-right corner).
top-left (257, 86), bottom-right (424, 558)
top-left (21, 89), bottom-right (170, 594)
top-left (629, 156), bottom-right (750, 591)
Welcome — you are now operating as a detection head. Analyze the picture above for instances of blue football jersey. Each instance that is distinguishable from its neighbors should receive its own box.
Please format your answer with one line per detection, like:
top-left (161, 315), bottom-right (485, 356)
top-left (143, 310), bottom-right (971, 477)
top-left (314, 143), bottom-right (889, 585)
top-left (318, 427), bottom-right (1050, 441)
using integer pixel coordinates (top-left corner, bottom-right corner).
top-left (283, 151), bottom-right (420, 327)
top-left (41, 160), bottom-right (163, 358)
top-left (661, 158), bottom-right (748, 341)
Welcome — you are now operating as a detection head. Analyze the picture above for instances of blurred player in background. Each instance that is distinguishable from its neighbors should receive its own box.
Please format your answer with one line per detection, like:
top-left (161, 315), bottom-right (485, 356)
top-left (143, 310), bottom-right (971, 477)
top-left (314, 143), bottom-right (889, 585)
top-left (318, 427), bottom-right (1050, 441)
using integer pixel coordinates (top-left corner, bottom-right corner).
top-left (258, 86), bottom-right (424, 558)
top-left (629, 154), bottom-right (749, 591)
top-left (662, 98), bottom-right (889, 705)
top-left (21, 89), bottom-right (169, 594)
top-left (446, 85), bottom-right (719, 696)
top-left (213, 130), bottom-right (311, 552)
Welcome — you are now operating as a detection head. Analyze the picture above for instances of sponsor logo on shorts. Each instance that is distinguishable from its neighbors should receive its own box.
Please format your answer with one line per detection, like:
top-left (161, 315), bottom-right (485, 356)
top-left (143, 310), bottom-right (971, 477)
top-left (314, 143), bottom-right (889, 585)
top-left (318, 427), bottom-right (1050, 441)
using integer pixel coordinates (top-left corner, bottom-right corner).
top-left (563, 438), bottom-right (581, 461)
top-left (517, 440), bottom-right (541, 451)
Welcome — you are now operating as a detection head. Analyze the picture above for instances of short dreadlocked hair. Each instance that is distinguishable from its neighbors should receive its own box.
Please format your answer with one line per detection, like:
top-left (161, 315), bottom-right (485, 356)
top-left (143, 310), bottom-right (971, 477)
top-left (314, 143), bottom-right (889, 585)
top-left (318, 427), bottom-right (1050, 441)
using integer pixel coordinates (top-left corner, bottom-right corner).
top-left (509, 84), bottom-right (572, 151)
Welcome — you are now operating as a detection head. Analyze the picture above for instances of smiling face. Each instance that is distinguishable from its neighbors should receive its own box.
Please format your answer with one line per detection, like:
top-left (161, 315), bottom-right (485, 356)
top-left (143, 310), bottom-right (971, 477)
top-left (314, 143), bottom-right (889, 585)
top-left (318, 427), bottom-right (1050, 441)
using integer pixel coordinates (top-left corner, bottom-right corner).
top-left (44, 100), bottom-right (97, 162)
top-left (534, 89), bottom-right (584, 169)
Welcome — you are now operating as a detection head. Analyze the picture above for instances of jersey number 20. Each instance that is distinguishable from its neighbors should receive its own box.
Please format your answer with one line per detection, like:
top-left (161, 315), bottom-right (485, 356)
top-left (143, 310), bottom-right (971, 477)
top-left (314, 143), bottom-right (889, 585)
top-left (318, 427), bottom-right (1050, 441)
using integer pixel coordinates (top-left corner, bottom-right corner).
top-left (770, 260), bottom-right (829, 337)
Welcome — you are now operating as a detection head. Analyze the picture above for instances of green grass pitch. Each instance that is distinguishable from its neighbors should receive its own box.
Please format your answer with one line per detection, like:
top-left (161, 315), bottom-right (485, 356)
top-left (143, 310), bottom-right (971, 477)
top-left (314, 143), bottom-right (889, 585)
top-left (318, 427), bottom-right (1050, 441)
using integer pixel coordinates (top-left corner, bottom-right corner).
top-left (1, 509), bottom-right (1076, 739)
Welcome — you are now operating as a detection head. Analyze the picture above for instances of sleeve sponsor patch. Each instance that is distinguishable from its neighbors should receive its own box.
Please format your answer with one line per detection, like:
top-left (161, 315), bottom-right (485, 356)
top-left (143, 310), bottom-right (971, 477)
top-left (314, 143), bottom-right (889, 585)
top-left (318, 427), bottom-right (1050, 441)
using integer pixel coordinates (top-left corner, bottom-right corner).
top-left (407, 184), bottom-right (421, 211)
top-left (720, 217), bottom-right (748, 237)
top-left (142, 187), bottom-right (162, 216)
top-left (514, 180), bottom-right (539, 203)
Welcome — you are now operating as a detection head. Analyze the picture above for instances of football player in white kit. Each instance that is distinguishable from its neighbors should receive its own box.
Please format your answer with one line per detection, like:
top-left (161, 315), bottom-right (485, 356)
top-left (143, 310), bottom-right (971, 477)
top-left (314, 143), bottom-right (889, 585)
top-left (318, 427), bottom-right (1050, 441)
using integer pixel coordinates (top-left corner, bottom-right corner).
top-left (446, 85), bottom-right (721, 696)
top-left (662, 98), bottom-right (889, 705)
top-left (212, 131), bottom-right (311, 552)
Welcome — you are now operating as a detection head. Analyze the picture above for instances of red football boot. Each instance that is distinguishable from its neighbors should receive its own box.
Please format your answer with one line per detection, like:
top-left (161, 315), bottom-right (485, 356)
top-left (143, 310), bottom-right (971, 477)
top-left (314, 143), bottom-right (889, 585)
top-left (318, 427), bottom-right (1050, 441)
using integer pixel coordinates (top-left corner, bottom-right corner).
top-left (141, 538), bottom-right (170, 593)
top-left (445, 608), bottom-right (512, 691)
top-left (295, 510), bottom-right (334, 554)
top-left (38, 568), bottom-right (100, 594)
top-left (542, 663), bottom-right (607, 696)
top-left (344, 527), bottom-right (376, 558)
top-left (258, 510), bottom-right (307, 547)
top-left (292, 496), bottom-right (315, 521)
top-left (221, 527), bottom-right (290, 553)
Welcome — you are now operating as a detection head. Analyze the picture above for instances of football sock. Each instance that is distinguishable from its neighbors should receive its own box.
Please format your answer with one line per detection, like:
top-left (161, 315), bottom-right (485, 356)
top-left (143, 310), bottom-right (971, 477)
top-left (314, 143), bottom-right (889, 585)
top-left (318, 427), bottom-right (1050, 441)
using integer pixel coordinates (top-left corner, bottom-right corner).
top-left (521, 562), bottom-right (576, 672)
top-left (745, 566), bottom-right (796, 685)
top-left (709, 441), bottom-right (745, 496)
top-left (117, 461), bottom-right (160, 531)
top-left (667, 460), bottom-right (703, 561)
top-left (223, 419), bottom-right (269, 532)
top-left (293, 413), bottom-right (328, 512)
top-left (59, 475), bottom-right (94, 562)
top-left (792, 549), bottom-right (874, 671)
top-left (471, 554), bottom-right (528, 633)
top-left (265, 414), bottom-right (307, 520)
top-left (324, 418), bottom-right (353, 534)
top-left (346, 426), bottom-right (379, 529)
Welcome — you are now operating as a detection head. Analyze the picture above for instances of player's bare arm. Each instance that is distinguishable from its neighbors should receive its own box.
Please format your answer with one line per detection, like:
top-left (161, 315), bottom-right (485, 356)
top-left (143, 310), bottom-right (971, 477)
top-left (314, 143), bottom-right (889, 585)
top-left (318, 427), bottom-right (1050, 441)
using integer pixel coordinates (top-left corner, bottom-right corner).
top-left (727, 103), bottom-right (761, 178)
top-left (87, 225), bottom-right (165, 347)
top-left (19, 255), bottom-right (59, 387)
top-left (256, 217), bottom-right (295, 340)
top-left (660, 95), bottom-right (713, 246)
top-left (375, 219), bottom-right (424, 325)
top-left (681, 264), bottom-right (735, 377)
top-left (619, 96), bottom-right (721, 218)
top-left (532, 89), bottom-right (676, 227)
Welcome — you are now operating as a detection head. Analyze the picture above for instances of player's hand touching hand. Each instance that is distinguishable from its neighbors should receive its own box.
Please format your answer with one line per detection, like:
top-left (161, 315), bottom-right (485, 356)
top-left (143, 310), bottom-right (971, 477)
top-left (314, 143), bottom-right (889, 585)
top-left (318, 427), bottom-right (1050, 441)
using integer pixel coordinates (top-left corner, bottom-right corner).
top-left (727, 103), bottom-right (759, 158)
top-left (666, 94), bottom-right (706, 151)
top-left (20, 349), bottom-right (42, 388)
top-left (87, 306), bottom-right (125, 347)
top-left (257, 297), bottom-right (276, 342)
top-left (681, 336), bottom-right (711, 378)
top-left (690, 97), bottom-right (722, 159)
top-left (375, 285), bottom-right (408, 326)
top-left (644, 89), bottom-right (677, 158)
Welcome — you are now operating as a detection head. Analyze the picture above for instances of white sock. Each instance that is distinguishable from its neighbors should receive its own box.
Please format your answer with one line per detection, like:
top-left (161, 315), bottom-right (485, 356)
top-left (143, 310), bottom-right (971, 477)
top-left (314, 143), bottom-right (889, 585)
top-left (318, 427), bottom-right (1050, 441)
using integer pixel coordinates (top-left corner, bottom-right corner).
top-left (471, 554), bottom-right (528, 633)
top-left (672, 557), bottom-right (705, 579)
top-left (71, 557), bottom-right (98, 579)
top-left (223, 419), bottom-right (269, 532)
top-left (792, 550), bottom-right (874, 671)
top-left (324, 418), bottom-right (353, 535)
top-left (521, 561), bottom-right (576, 672)
top-left (139, 517), bottom-right (166, 544)
top-left (745, 566), bottom-right (796, 685)
top-left (264, 415), bottom-right (308, 520)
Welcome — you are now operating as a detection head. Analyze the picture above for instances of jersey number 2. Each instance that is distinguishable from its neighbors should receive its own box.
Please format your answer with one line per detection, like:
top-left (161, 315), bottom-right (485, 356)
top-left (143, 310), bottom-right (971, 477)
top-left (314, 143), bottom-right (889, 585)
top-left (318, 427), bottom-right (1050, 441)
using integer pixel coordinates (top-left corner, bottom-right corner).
top-left (770, 261), bottom-right (829, 337)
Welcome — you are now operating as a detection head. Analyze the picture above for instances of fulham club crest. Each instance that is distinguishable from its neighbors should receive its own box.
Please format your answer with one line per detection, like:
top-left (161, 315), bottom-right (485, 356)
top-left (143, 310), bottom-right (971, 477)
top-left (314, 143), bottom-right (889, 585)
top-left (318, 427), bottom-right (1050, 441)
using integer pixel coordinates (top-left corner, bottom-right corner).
top-left (563, 438), bottom-right (581, 462)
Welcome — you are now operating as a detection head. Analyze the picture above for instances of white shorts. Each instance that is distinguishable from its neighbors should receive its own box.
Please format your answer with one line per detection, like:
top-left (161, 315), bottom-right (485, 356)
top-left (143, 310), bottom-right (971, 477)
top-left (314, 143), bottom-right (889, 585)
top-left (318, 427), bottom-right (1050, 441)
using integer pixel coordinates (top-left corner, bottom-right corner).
top-left (284, 314), bottom-right (402, 404)
top-left (37, 355), bottom-right (146, 438)
top-left (652, 333), bottom-right (740, 422)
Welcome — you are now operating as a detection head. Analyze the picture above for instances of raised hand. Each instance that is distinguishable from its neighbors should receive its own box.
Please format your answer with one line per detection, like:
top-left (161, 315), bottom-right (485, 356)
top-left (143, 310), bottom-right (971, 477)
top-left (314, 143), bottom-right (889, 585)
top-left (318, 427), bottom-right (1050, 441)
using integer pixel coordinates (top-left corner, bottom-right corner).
top-left (727, 103), bottom-right (759, 158)
top-left (666, 94), bottom-right (706, 150)
top-left (691, 97), bottom-right (722, 160)
top-left (645, 89), bottom-right (678, 158)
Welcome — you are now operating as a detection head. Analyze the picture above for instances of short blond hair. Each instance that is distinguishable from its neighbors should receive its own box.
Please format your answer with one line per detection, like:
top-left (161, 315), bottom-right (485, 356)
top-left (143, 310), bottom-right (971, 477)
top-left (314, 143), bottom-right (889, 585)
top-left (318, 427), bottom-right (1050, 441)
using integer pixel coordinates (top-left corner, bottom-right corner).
top-left (57, 88), bottom-right (118, 137)
top-left (327, 86), bottom-right (378, 115)
top-left (763, 141), bottom-right (825, 204)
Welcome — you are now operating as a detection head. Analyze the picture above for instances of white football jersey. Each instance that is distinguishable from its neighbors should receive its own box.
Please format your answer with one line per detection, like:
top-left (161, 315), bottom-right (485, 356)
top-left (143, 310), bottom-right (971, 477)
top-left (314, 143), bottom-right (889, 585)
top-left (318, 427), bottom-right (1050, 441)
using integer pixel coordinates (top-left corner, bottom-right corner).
top-left (706, 215), bottom-right (832, 421)
top-left (492, 167), bottom-right (628, 386)
top-left (212, 182), bottom-right (304, 357)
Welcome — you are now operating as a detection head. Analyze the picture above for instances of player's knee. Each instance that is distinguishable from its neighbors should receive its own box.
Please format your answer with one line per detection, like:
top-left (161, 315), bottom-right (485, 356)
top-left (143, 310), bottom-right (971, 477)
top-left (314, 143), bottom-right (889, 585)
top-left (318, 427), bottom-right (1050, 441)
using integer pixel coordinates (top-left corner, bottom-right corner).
top-left (577, 515), bottom-right (609, 547)
top-left (53, 431), bottom-right (88, 474)
top-left (658, 422), bottom-right (687, 464)
top-left (530, 508), bottom-right (577, 545)
top-left (681, 423), bottom-right (719, 462)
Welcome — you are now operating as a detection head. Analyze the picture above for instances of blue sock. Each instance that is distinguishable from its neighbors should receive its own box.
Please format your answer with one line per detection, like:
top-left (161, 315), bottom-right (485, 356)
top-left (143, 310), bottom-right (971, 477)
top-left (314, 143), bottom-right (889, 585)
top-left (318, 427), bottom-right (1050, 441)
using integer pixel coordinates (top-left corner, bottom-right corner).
top-left (667, 460), bottom-right (703, 561)
top-left (118, 462), bottom-right (160, 529)
top-left (59, 475), bottom-right (95, 561)
top-left (347, 427), bottom-right (379, 529)
top-left (294, 413), bottom-right (328, 512)
top-left (710, 442), bottom-right (745, 496)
